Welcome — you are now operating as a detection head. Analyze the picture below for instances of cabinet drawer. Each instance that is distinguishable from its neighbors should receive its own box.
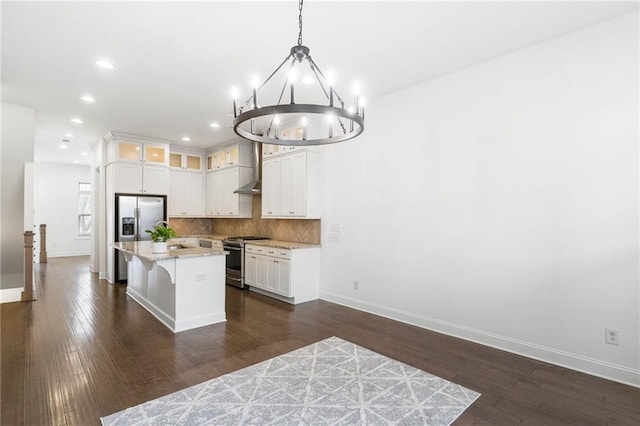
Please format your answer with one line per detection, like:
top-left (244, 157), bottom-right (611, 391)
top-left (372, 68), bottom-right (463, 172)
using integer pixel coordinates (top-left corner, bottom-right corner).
top-left (265, 247), bottom-right (291, 259)
top-left (170, 237), bottom-right (198, 247)
top-left (246, 245), bottom-right (266, 254)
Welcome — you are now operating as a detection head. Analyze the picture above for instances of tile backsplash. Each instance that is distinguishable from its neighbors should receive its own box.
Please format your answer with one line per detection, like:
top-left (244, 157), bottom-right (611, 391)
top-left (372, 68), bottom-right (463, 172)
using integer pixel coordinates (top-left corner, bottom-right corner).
top-left (169, 195), bottom-right (321, 244)
top-left (169, 217), bottom-right (213, 236)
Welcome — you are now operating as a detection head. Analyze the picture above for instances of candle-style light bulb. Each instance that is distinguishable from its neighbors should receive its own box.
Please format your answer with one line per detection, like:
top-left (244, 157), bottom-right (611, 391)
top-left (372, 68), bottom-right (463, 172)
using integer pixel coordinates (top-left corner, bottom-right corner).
top-left (301, 116), bottom-right (308, 140)
top-left (251, 76), bottom-right (259, 109)
top-left (274, 115), bottom-right (280, 139)
top-left (231, 86), bottom-right (239, 118)
top-left (348, 106), bottom-right (355, 132)
top-left (327, 114), bottom-right (334, 138)
top-left (360, 97), bottom-right (366, 120)
top-left (290, 68), bottom-right (297, 104)
top-left (353, 81), bottom-right (361, 116)
top-left (327, 71), bottom-right (335, 107)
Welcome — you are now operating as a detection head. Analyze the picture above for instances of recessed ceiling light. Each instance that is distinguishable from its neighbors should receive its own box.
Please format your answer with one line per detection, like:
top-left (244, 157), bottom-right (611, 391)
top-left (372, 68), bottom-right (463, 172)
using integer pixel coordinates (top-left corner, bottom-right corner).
top-left (73, 160), bottom-right (79, 164)
top-left (81, 152), bottom-right (88, 156)
top-left (302, 76), bottom-right (314, 85)
top-left (59, 144), bottom-right (69, 149)
top-left (210, 122), bottom-right (220, 128)
top-left (71, 118), bottom-right (83, 124)
top-left (96, 59), bottom-right (114, 69)
top-left (63, 133), bottom-right (74, 138)
top-left (181, 136), bottom-right (191, 142)
top-left (80, 95), bottom-right (95, 103)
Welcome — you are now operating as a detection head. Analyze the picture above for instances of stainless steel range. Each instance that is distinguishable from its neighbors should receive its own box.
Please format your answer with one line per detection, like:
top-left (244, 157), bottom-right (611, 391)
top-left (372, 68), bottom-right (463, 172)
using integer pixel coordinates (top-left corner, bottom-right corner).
top-left (223, 236), bottom-right (270, 288)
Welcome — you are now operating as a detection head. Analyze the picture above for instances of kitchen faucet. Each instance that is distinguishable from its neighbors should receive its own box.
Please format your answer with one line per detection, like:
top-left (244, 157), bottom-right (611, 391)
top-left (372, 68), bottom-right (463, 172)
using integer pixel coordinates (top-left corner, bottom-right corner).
top-left (155, 220), bottom-right (170, 228)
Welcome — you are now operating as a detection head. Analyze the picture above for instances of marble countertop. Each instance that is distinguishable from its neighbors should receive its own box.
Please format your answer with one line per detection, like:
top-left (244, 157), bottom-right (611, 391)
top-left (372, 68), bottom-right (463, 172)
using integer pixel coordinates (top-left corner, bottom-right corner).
top-left (113, 241), bottom-right (228, 261)
top-left (196, 234), bottom-right (230, 241)
top-left (174, 235), bottom-right (320, 250)
top-left (245, 240), bottom-right (321, 250)
top-left (176, 234), bottom-right (229, 241)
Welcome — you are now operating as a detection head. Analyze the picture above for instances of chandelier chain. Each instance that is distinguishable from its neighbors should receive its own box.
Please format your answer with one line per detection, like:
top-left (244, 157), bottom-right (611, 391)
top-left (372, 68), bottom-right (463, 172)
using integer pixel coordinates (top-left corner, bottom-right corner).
top-left (297, 0), bottom-right (304, 46)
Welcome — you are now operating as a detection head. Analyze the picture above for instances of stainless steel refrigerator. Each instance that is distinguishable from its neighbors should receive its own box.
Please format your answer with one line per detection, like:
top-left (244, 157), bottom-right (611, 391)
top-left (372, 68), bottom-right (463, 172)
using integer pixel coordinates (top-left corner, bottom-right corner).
top-left (115, 194), bottom-right (166, 282)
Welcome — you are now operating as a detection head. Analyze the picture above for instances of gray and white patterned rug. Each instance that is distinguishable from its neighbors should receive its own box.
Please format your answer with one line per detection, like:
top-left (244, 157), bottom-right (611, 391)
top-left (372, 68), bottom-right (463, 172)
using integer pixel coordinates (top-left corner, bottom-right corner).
top-left (101, 336), bottom-right (480, 425)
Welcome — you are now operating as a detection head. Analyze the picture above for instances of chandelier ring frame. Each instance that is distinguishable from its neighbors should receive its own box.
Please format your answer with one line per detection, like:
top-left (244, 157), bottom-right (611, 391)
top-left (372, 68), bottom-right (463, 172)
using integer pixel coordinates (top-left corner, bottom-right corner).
top-left (233, 104), bottom-right (364, 146)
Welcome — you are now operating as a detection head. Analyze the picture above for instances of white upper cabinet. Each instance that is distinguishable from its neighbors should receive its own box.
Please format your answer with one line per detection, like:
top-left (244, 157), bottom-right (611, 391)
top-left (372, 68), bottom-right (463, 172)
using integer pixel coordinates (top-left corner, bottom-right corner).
top-left (108, 162), bottom-right (169, 195)
top-left (169, 170), bottom-right (204, 217)
top-left (107, 138), bottom-right (169, 167)
top-left (205, 167), bottom-right (252, 217)
top-left (262, 126), bottom-right (303, 159)
top-left (206, 141), bottom-right (252, 171)
top-left (104, 132), bottom-right (171, 195)
top-left (262, 150), bottom-right (322, 219)
top-left (169, 151), bottom-right (204, 172)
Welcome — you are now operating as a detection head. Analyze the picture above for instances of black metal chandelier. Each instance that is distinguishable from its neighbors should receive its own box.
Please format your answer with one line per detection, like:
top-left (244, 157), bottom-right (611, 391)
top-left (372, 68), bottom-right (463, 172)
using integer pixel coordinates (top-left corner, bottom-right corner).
top-left (232, 0), bottom-right (364, 146)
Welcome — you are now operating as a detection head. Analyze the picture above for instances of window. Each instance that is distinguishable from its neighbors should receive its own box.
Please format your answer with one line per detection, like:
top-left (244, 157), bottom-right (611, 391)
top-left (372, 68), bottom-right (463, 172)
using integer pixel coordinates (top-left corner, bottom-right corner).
top-left (78, 182), bottom-right (91, 237)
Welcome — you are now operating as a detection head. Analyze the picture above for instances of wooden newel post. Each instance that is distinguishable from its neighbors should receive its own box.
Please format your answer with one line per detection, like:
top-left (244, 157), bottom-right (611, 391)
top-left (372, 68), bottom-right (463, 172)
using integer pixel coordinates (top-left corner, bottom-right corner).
top-left (21, 231), bottom-right (36, 302)
top-left (39, 224), bottom-right (47, 263)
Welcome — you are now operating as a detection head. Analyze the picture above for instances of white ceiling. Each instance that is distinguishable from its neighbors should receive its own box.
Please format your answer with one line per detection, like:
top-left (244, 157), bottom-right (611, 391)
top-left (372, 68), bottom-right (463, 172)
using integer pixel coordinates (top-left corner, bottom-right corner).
top-left (2, 1), bottom-right (637, 165)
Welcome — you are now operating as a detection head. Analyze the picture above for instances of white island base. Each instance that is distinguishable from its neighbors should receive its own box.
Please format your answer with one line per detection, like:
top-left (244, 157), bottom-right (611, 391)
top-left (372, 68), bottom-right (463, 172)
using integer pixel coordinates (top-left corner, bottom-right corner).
top-left (116, 242), bottom-right (227, 333)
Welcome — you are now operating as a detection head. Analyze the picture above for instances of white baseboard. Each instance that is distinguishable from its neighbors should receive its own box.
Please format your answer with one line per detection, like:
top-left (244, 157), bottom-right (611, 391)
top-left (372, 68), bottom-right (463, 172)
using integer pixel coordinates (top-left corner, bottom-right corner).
top-left (320, 291), bottom-right (640, 388)
top-left (0, 287), bottom-right (24, 304)
top-left (174, 312), bottom-right (226, 332)
top-left (126, 288), bottom-right (176, 331)
top-left (49, 251), bottom-right (91, 258)
top-left (126, 289), bottom-right (225, 333)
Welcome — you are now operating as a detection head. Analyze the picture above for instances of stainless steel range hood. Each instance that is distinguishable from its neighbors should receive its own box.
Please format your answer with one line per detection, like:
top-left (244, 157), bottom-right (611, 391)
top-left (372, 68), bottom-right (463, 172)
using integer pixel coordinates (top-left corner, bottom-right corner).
top-left (234, 141), bottom-right (261, 195)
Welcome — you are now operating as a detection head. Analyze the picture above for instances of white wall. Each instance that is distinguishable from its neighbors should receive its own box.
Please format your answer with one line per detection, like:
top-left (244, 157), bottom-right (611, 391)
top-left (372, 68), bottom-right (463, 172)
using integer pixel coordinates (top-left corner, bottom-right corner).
top-left (1, 103), bottom-right (35, 290)
top-left (35, 163), bottom-right (91, 257)
top-left (320, 12), bottom-right (639, 386)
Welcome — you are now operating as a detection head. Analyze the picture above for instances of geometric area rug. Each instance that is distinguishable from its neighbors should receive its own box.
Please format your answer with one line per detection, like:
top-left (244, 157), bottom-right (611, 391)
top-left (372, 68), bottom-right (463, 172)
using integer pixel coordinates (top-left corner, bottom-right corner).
top-left (101, 336), bottom-right (480, 425)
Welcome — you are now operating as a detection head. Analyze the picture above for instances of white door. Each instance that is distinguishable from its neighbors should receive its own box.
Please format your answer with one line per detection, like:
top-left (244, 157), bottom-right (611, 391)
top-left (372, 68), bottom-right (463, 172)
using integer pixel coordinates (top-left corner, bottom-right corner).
top-left (182, 173), bottom-right (204, 216)
top-left (143, 166), bottom-right (169, 195)
top-left (280, 153), bottom-right (306, 216)
top-left (168, 171), bottom-right (183, 216)
top-left (224, 168), bottom-right (240, 216)
top-left (255, 255), bottom-right (267, 289)
top-left (209, 170), bottom-right (226, 216)
top-left (245, 254), bottom-right (257, 286)
top-left (276, 258), bottom-right (291, 297)
top-left (262, 159), bottom-right (281, 217)
top-left (205, 173), bottom-right (216, 215)
top-left (290, 152), bottom-right (307, 216)
top-left (265, 258), bottom-right (279, 293)
top-left (114, 163), bottom-right (143, 194)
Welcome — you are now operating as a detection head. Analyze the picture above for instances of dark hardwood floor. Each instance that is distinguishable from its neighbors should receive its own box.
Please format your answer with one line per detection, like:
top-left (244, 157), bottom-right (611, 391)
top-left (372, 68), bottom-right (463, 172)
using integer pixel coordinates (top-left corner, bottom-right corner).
top-left (1, 256), bottom-right (638, 425)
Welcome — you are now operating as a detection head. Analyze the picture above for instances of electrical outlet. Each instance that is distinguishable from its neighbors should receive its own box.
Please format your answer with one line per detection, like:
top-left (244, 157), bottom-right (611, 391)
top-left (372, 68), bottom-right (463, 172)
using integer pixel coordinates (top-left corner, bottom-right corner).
top-left (353, 280), bottom-right (359, 290)
top-left (195, 274), bottom-right (207, 282)
top-left (605, 328), bottom-right (620, 345)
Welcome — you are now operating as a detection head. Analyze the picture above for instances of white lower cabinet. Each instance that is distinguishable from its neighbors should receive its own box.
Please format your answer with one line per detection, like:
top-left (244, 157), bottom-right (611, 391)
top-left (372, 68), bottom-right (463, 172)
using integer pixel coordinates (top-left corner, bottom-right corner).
top-left (245, 244), bottom-right (319, 304)
top-left (169, 171), bottom-right (204, 217)
top-left (266, 257), bottom-right (290, 296)
top-left (205, 167), bottom-right (252, 217)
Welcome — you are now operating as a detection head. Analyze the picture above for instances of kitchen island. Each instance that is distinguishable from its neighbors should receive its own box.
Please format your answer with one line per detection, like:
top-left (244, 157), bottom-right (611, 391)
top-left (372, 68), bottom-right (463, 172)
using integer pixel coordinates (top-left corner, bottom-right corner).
top-left (113, 241), bottom-right (228, 333)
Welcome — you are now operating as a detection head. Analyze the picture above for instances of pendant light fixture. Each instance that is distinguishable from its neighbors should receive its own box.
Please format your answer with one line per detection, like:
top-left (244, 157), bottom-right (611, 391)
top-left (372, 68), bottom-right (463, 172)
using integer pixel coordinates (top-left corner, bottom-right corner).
top-left (231, 0), bottom-right (364, 146)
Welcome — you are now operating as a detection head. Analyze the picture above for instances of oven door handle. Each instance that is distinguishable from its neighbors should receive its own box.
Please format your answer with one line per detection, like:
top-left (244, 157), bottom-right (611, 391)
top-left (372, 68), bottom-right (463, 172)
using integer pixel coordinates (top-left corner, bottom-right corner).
top-left (223, 246), bottom-right (243, 251)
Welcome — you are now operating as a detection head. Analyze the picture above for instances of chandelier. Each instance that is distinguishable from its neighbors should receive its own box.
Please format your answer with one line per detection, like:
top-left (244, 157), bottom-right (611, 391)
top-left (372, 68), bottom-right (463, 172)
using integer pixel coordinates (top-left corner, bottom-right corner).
top-left (231, 0), bottom-right (364, 146)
